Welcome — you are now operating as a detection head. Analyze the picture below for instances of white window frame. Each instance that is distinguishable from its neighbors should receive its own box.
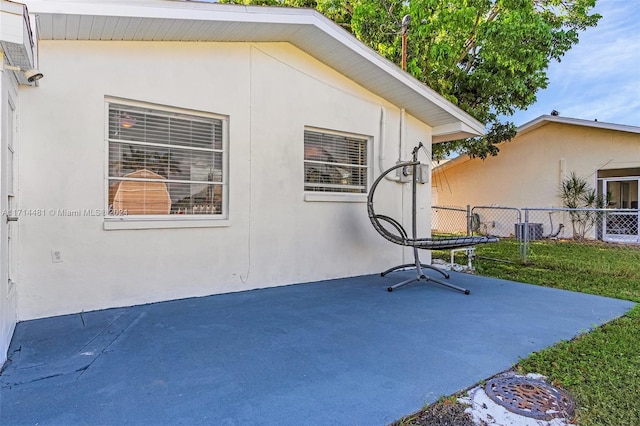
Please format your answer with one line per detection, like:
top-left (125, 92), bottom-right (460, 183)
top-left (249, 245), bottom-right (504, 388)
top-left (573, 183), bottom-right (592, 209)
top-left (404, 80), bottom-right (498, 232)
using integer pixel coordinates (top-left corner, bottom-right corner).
top-left (599, 175), bottom-right (640, 243)
top-left (104, 98), bottom-right (229, 230)
top-left (303, 127), bottom-right (370, 203)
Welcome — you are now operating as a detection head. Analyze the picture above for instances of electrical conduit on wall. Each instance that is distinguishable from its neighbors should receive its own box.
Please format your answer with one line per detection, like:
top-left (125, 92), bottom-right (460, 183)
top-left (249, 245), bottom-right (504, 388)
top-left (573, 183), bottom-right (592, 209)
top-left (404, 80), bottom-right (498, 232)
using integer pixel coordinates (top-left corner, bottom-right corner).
top-left (378, 106), bottom-right (402, 182)
top-left (378, 106), bottom-right (410, 265)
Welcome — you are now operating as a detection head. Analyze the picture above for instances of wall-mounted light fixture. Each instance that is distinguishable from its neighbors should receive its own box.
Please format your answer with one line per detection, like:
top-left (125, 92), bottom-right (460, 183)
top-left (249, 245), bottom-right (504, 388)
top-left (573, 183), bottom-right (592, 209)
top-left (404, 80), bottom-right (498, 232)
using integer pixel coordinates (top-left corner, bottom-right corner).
top-left (2, 64), bottom-right (44, 83)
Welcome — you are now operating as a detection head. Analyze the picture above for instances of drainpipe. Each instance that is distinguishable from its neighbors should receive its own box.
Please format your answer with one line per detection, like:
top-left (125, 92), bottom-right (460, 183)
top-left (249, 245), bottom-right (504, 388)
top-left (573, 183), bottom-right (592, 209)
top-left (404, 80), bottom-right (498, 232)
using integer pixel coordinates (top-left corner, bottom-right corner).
top-left (399, 108), bottom-right (405, 160)
top-left (379, 106), bottom-right (402, 182)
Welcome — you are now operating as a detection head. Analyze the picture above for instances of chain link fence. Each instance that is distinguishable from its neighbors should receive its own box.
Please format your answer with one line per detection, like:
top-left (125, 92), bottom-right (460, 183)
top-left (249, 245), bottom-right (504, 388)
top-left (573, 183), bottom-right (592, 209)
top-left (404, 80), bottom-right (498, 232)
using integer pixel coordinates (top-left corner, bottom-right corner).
top-left (522, 208), bottom-right (640, 262)
top-left (432, 205), bottom-right (640, 264)
top-left (431, 205), bottom-right (469, 235)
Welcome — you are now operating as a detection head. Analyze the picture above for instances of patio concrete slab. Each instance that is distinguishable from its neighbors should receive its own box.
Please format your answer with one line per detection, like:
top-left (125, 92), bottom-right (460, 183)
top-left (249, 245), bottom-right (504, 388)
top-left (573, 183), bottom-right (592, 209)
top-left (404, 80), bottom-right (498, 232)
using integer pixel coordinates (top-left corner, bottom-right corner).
top-left (0, 271), bottom-right (635, 425)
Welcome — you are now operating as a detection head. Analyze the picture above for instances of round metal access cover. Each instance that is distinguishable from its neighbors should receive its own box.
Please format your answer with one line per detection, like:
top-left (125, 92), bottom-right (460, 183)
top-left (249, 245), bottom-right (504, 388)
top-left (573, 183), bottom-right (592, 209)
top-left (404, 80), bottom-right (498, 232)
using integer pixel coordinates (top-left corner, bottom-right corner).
top-left (484, 375), bottom-right (575, 421)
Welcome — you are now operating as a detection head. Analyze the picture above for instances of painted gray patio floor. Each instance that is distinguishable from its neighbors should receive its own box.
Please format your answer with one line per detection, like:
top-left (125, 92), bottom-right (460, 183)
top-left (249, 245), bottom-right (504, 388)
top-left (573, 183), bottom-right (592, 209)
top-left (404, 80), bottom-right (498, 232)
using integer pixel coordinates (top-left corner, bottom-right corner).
top-left (0, 271), bottom-right (635, 425)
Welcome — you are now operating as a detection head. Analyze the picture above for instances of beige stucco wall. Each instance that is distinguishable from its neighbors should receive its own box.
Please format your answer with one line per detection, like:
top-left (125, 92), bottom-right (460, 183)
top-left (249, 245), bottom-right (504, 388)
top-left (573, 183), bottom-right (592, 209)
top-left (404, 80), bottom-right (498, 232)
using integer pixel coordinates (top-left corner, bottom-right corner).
top-left (435, 122), bottom-right (640, 208)
top-left (16, 41), bottom-right (434, 320)
top-left (432, 122), bottom-right (640, 236)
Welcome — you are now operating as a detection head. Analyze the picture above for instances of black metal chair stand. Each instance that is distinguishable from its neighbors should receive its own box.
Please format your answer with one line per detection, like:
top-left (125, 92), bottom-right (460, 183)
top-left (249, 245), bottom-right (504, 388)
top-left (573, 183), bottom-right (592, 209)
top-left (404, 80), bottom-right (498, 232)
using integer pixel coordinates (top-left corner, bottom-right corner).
top-left (367, 144), bottom-right (498, 293)
top-left (381, 247), bottom-right (467, 293)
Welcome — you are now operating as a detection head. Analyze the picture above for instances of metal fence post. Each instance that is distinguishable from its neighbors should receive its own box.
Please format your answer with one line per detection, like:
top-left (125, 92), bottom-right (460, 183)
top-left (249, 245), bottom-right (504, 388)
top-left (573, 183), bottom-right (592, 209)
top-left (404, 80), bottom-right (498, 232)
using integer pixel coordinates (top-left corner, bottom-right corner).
top-left (523, 209), bottom-right (529, 263)
top-left (466, 204), bottom-right (471, 236)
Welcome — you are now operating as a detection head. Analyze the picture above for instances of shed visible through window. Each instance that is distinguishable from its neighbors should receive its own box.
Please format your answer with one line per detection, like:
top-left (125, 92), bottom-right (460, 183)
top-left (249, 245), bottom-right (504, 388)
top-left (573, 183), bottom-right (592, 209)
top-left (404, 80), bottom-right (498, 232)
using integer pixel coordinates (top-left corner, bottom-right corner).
top-left (107, 102), bottom-right (225, 216)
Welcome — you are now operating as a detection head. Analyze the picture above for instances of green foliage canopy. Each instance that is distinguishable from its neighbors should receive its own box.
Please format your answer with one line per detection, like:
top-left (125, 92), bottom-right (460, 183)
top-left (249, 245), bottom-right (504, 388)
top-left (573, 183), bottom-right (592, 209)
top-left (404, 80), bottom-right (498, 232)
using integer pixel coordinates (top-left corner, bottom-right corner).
top-left (223, 0), bottom-right (600, 159)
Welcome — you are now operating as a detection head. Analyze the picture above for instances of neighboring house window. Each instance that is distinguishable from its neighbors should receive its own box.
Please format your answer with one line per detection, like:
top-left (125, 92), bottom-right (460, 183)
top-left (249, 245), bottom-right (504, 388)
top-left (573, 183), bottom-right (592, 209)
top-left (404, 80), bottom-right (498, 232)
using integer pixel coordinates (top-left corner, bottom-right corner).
top-left (107, 102), bottom-right (225, 216)
top-left (304, 129), bottom-right (368, 194)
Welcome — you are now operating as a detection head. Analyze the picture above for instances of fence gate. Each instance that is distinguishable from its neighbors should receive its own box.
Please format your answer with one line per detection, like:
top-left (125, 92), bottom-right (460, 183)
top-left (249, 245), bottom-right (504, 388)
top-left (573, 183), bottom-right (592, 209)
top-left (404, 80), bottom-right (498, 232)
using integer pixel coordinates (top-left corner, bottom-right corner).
top-left (471, 206), bottom-right (523, 257)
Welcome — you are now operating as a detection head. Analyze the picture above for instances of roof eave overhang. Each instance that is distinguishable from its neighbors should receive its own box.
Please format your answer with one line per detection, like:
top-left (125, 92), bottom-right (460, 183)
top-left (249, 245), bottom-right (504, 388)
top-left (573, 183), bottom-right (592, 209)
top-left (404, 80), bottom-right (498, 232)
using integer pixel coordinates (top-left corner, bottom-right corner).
top-left (432, 154), bottom-right (472, 172)
top-left (23, 0), bottom-right (485, 139)
top-left (432, 122), bottom-right (482, 143)
top-left (436, 113), bottom-right (640, 173)
top-left (0, 0), bottom-right (36, 85)
top-left (518, 115), bottom-right (640, 136)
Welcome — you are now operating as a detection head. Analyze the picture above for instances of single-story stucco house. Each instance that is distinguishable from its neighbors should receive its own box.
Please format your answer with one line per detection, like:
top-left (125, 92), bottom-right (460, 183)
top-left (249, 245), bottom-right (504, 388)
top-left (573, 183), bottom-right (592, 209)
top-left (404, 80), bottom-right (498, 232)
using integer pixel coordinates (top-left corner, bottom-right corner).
top-left (432, 114), bottom-right (640, 242)
top-left (0, 0), bottom-right (484, 363)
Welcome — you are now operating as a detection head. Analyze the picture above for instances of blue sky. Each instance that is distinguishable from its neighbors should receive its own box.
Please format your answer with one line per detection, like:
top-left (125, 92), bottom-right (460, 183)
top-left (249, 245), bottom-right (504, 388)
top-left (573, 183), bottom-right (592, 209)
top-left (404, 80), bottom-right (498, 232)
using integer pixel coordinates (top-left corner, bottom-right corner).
top-left (508, 0), bottom-right (640, 127)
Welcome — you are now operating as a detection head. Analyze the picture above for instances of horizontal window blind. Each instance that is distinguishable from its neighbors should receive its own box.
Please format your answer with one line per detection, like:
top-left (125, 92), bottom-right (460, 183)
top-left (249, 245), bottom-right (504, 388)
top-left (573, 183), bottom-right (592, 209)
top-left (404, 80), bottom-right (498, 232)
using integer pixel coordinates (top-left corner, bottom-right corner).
top-left (304, 130), bottom-right (368, 194)
top-left (109, 105), bottom-right (222, 150)
top-left (108, 103), bottom-right (224, 216)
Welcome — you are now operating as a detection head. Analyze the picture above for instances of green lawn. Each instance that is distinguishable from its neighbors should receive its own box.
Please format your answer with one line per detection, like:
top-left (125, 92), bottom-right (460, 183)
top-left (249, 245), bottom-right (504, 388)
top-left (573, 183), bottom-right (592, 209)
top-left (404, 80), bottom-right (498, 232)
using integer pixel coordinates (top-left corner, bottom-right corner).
top-left (436, 239), bottom-right (640, 425)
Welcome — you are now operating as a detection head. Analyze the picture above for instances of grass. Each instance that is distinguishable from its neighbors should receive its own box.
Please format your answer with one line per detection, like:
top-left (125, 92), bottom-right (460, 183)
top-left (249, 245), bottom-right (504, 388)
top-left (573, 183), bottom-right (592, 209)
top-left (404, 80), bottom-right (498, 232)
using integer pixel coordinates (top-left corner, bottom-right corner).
top-left (432, 238), bottom-right (640, 425)
top-left (515, 309), bottom-right (640, 426)
top-left (474, 239), bottom-right (640, 302)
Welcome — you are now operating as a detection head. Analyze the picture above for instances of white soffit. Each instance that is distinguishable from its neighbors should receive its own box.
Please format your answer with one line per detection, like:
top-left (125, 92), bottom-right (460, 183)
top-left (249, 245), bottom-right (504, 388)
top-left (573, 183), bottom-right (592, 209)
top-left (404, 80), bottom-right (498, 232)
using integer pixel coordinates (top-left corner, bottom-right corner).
top-left (432, 122), bottom-right (482, 144)
top-left (24, 0), bottom-right (485, 141)
top-left (0, 0), bottom-right (36, 84)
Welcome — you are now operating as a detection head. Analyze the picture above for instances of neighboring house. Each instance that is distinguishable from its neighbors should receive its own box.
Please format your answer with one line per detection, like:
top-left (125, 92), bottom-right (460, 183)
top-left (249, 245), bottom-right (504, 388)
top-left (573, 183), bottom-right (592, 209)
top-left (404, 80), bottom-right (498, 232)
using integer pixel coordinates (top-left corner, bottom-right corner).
top-left (0, 0), bottom-right (484, 363)
top-left (432, 115), bottom-right (640, 241)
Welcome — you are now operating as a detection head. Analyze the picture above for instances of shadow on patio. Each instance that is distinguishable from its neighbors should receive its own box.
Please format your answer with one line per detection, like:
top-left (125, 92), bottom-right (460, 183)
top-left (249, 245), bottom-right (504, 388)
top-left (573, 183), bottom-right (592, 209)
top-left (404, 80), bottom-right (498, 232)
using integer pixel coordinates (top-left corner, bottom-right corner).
top-left (0, 271), bottom-right (635, 425)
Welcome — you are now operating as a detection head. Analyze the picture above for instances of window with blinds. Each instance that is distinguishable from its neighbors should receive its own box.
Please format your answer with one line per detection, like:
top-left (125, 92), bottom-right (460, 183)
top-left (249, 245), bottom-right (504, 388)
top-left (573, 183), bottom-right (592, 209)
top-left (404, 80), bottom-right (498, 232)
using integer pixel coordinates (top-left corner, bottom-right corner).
top-left (304, 130), bottom-right (368, 193)
top-left (107, 102), bottom-right (225, 216)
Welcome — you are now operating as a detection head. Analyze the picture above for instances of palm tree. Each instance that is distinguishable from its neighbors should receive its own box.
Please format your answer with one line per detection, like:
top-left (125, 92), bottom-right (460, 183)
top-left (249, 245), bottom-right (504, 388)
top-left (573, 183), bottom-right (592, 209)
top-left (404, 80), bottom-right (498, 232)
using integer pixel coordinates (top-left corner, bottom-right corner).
top-left (559, 172), bottom-right (605, 240)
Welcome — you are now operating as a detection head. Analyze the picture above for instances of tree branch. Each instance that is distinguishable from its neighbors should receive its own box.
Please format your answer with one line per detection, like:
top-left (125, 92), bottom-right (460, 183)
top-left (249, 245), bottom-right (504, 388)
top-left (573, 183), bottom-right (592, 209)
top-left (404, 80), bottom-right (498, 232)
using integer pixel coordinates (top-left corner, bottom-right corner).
top-left (456, 4), bottom-right (501, 65)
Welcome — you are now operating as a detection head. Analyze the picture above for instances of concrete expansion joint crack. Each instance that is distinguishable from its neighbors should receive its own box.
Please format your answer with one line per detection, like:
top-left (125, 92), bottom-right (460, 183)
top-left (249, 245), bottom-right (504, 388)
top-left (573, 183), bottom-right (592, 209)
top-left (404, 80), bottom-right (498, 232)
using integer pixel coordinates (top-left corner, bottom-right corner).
top-left (75, 309), bottom-right (146, 379)
top-left (1, 309), bottom-right (147, 387)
